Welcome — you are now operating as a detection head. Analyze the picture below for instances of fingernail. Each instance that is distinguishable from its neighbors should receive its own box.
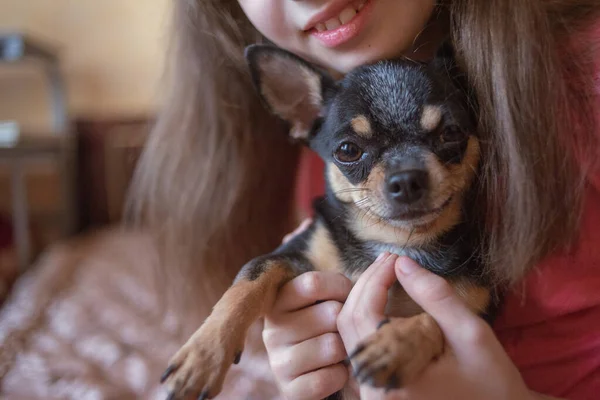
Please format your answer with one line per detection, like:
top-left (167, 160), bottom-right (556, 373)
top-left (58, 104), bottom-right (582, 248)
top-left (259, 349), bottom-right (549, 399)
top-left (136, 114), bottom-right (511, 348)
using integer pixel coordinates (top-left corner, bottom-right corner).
top-left (375, 252), bottom-right (387, 263)
top-left (396, 257), bottom-right (418, 275)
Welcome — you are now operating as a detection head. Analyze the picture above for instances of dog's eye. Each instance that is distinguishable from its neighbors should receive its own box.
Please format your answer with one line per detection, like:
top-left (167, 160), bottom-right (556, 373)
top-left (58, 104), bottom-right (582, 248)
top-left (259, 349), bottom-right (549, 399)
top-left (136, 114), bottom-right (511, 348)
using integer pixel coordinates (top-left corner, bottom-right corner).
top-left (440, 126), bottom-right (467, 143)
top-left (334, 142), bottom-right (363, 163)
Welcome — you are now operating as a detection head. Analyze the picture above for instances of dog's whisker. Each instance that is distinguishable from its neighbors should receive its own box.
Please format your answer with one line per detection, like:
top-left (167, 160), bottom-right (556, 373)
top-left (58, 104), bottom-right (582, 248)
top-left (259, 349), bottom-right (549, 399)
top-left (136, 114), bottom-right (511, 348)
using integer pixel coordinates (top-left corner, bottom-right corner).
top-left (336, 188), bottom-right (371, 194)
top-left (354, 198), bottom-right (372, 208)
top-left (162, 42), bottom-right (490, 400)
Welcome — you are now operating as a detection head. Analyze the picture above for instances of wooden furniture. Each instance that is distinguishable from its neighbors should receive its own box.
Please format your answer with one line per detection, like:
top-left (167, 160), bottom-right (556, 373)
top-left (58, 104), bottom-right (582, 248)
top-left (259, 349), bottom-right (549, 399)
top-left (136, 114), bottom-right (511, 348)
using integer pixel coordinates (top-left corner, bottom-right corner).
top-left (76, 118), bottom-right (149, 229)
top-left (0, 32), bottom-right (77, 271)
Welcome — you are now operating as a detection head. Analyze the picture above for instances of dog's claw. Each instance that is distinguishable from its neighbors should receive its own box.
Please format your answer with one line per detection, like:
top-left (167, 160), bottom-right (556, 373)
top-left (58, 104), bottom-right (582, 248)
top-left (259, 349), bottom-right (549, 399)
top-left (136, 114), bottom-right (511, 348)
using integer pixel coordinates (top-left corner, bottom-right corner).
top-left (234, 351), bottom-right (242, 364)
top-left (347, 315), bottom-right (443, 389)
top-left (160, 365), bottom-right (177, 383)
top-left (348, 343), bottom-right (366, 360)
top-left (198, 390), bottom-right (209, 400)
top-left (357, 364), bottom-right (386, 383)
top-left (385, 375), bottom-right (399, 392)
top-left (352, 362), bottom-right (367, 378)
top-left (166, 392), bottom-right (176, 400)
top-left (377, 318), bottom-right (391, 329)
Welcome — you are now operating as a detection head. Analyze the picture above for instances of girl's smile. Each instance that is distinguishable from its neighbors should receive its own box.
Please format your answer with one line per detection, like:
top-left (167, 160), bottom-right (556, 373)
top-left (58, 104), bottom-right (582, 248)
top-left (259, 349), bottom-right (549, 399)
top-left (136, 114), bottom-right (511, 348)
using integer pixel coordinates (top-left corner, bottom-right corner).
top-left (237, 0), bottom-right (437, 73)
top-left (303, 0), bottom-right (372, 48)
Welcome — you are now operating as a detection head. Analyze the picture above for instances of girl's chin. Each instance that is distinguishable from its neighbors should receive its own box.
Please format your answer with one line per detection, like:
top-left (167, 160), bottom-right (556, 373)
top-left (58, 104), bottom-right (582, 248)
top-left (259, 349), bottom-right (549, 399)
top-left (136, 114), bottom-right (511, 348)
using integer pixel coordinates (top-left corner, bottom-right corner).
top-left (316, 48), bottom-right (403, 75)
top-left (308, 38), bottom-right (414, 74)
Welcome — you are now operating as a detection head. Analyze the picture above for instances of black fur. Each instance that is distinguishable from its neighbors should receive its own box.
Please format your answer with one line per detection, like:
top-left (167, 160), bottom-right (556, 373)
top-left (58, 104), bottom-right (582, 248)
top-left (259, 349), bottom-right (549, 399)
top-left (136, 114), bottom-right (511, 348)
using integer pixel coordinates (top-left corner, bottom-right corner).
top-left (161, 42), bottom-right (496, 400)
top-left (241, 42), bottom-right (495, 397)
top-left (243, 41), bottom-right (489, 283)
top-left (314, 185), bottom-right (487, 284)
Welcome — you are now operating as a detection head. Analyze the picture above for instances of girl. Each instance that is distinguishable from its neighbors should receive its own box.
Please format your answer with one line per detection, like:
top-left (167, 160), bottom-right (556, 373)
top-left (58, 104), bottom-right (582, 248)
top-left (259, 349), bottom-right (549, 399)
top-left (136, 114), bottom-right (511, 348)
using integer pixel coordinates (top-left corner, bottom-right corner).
top-left (127, 0), bottom-right (600, 399)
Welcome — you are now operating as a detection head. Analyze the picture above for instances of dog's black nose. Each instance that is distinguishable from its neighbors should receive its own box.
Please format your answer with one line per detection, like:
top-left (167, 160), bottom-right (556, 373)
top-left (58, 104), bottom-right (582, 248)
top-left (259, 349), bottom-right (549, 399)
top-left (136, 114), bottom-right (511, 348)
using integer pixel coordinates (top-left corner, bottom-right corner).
top-left (386, 170), bottom-right (429, 204)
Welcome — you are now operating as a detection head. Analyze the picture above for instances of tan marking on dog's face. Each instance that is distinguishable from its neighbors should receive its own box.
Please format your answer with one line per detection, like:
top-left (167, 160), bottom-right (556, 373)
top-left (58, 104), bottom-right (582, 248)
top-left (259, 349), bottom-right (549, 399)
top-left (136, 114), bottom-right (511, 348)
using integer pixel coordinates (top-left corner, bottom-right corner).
top-left (329, 157), bottom-right (464, 247)
top-left (351, 115), bottom-right (373, 138)
top-left (329, 137), bottom-right (479, 248)
top-left (425, 136), bottom-right (480, 211)
top-left (420, 105), bottom-right (443, 131)
top-left (349, 196), bottom-right (462, 247)
top-left (417, 196), bottom-right (463, 235)
top-left (450, 279), bottom-right (491, 314)
top-left (327, 164), bottom-right (356, 203)
top-left (448, 136), bottom-right (480, 189)
top-left (327, 163), bottom-right (386, 205)
top-left (366, 164), bottom-right (386, 193)
top-left (306, 223), bottom-right (343, 274)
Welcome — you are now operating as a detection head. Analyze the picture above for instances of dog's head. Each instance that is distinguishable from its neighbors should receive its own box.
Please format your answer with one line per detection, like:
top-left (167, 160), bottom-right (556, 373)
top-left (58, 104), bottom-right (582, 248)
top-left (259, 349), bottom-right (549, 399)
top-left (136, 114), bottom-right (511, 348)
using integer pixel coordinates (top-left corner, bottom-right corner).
top-left (246, 43), bottom-right (479, 230)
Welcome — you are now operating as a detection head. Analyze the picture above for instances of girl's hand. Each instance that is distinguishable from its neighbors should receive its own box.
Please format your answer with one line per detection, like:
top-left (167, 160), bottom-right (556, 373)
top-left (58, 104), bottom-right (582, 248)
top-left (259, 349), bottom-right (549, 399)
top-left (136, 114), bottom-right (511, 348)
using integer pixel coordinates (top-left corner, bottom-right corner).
top-left (337, 253), bottom-right (536, 400)
top-left (263, 271), bottom-right (353, 400)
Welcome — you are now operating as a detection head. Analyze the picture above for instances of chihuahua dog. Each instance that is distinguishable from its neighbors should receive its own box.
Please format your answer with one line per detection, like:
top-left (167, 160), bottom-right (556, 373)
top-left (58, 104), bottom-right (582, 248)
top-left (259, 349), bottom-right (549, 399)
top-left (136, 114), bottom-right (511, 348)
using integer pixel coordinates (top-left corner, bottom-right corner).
top-left (160, 42), bottom-right (495, 400)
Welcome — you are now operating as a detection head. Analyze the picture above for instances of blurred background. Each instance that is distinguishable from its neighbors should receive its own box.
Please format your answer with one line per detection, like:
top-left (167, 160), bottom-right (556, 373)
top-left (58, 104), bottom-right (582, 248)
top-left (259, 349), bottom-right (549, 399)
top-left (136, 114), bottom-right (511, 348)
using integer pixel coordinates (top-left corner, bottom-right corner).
top-left (0, 4), bottom-right (283, 399)
top-left (0, 0), bottom-right (169, 295)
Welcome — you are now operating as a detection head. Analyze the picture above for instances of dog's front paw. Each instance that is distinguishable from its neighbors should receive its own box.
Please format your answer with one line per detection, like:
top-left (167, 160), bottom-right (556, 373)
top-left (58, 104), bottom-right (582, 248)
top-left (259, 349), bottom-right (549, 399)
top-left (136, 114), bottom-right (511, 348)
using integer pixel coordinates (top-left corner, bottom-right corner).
top-left (348, 314), bottom-right (443, 390)
top-left (160, 322), bottom-right (244, 400)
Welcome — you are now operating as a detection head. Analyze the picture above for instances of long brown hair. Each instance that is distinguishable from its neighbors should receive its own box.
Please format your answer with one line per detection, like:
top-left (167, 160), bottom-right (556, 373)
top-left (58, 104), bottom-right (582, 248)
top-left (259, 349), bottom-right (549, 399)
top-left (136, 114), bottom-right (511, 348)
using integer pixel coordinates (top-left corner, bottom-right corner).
top-left (451, 0), bottom-right (599, 284)
top-left (126, 0), bottom-right (600, 303)
top-left (125, 0), bottom-right (299, 306)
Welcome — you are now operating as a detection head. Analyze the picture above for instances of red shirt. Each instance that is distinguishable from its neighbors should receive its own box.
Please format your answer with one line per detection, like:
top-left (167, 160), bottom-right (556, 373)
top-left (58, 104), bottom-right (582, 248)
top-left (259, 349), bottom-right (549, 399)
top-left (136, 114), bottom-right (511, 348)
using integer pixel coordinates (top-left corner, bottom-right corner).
top-left (293, 21), bottom-right (600, 399)
top-left (493, 22), bottom-right (600, 399)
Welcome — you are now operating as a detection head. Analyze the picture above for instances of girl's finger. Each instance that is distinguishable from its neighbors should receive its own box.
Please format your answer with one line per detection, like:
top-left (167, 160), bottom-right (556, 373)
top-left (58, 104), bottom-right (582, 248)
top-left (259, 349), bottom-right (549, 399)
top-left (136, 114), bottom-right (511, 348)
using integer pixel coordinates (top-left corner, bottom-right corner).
top-left (341, 254), bottom-right (398, 318)
top-left (263, 300), bottom-right (342, 347)
top-left (394, 257), bottom-right (489, 345)
top-left (349, 253), bottom-right (399, 315)
top-left (284, 363), bottom-right (348, 400)
top-left (275, 271), bottom-right (352, 313)
top-left (338, 254), bottom-right (399, 350)
top-left (273, 332), bottom-right (347, 380)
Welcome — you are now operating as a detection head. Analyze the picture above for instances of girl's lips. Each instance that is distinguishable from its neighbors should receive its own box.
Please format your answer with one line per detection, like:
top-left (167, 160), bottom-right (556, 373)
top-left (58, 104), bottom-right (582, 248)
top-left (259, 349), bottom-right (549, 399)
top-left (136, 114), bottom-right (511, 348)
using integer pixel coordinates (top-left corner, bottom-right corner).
top-left (308, 0), bottom-right (374, 48)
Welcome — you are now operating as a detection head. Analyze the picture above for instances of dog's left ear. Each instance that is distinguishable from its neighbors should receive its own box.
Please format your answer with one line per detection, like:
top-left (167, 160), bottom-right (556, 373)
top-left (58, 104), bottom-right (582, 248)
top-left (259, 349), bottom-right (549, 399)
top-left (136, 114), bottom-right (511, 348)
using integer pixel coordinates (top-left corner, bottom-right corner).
top-left (245, 45), bottom-right (336, 140)
top-left (431, 39), bottom-right (458, 74)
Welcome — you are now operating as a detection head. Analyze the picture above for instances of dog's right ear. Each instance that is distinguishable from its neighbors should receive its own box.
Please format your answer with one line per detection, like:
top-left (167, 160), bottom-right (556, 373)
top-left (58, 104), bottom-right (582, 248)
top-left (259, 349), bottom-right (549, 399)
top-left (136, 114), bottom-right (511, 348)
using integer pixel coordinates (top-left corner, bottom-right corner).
top-left (245, 45), bottom-right (336, 141)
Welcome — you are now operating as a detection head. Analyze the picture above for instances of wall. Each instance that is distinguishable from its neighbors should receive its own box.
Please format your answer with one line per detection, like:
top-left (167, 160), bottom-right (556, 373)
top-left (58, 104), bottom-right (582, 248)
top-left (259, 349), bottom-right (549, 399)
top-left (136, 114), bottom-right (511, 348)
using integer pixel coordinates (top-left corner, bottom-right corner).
top-left (0, 1), bottom-right (170, 256)
top-left (0, 0), bottom-right (169, 132)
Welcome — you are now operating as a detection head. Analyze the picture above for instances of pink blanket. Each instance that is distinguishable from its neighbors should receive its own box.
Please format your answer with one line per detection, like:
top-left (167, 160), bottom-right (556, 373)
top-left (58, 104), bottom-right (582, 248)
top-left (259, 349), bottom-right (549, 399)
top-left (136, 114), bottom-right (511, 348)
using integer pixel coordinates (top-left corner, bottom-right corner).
top-left (0, 229), bottom-right (281, 399)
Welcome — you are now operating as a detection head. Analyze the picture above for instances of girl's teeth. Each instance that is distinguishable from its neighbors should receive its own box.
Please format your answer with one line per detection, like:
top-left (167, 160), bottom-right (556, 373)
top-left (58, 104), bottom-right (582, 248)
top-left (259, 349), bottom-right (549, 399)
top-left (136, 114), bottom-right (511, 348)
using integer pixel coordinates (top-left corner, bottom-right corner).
top-left (339, 7), bottom-right (356, 25)
top-left (314, 1), bottom-right (366, 32)
top-left (353, 0), bottom-right (367, 10)
top-left (325, 18), bottom-right (341, 30)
